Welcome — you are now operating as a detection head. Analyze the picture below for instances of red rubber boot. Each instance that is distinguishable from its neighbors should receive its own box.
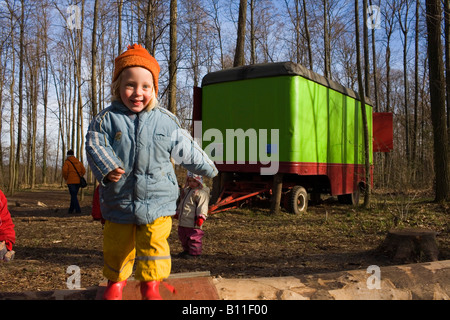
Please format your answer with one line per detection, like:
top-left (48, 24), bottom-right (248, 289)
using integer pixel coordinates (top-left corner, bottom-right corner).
top-left (140, 281), bottom-right (162, 300)
top-left (102, 280), bottom-right (127, 300)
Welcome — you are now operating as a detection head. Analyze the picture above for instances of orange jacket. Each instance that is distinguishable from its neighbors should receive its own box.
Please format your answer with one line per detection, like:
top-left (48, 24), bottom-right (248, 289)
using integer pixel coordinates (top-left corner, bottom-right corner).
top-left (62, 156), bottom-right (86, 184)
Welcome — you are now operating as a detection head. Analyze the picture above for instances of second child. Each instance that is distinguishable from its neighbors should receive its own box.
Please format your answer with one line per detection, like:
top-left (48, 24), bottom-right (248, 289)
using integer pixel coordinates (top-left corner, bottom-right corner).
top-left (176, 172), bottom-right (210, 259)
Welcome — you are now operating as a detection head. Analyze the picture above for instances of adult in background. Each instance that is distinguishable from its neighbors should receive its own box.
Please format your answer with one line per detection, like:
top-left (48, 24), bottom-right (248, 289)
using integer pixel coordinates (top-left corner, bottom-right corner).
top-left (62, 150), bottom-right (86, 214)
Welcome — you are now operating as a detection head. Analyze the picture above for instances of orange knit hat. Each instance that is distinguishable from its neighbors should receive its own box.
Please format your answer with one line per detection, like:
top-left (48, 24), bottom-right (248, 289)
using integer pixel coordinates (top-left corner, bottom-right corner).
top-left (113, 44), bottom-right (160, 95)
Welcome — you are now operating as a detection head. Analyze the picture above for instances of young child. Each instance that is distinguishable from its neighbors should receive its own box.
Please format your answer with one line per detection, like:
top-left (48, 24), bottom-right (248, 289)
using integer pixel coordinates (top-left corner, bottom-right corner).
top-left (0, 189), bottom-right (16, 262)
top-left (85, 44), bottom-right (217, 300)
top-left (176, 172), bottom-right (210, 259)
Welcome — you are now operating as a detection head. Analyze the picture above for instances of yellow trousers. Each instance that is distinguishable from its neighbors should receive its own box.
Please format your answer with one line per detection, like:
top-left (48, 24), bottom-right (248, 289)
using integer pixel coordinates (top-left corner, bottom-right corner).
top-left (102, 216), bottom-right (172, 282)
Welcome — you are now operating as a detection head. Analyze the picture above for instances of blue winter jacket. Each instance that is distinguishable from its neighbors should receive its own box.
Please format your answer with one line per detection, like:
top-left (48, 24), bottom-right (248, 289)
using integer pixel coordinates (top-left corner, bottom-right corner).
top-left (85, 101), bottom-right (218, 225)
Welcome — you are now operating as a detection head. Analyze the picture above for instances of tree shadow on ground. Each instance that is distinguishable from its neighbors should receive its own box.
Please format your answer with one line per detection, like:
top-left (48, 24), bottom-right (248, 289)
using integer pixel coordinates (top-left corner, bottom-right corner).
top-left (9, 206), bottom-right (92, 218)
top-left (171, 249), bottom-right (396, 279)
top-left (13, 245), bottom-right (102, 266)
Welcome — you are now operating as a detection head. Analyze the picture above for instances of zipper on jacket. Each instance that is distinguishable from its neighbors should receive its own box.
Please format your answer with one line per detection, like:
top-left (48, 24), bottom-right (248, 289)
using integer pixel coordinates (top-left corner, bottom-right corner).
top-left (132, 112), bottom-right (140, 216)
top-left (179, 188), bottom-right (199, 227)
top-left (179, 189), bottom-right (192, 217)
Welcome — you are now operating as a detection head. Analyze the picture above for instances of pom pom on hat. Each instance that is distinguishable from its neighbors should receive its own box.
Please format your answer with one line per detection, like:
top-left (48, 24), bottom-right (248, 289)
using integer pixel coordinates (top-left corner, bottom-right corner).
top-left (113, 44), bottom-right (160, 95)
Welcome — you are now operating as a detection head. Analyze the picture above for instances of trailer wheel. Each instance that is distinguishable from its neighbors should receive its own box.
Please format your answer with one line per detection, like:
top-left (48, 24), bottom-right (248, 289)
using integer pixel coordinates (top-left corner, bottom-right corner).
top-left (338, 184), bottom-right (363, 206)
top-left (288, 186), bottom-right (308, 215)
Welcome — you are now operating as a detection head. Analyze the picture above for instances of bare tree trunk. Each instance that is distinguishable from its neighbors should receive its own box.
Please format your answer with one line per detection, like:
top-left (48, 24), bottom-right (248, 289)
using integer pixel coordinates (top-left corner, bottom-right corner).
top-left (41, 13), bottom-right (49, 185)
top-left (420, 57), bottom-right (428, 182)
top-left (91, 0), bottom-right (98, 187)
top-left (211, 0), bottom-right (224, 69)
top-left (369, 0), bottom-right (381, 188)
top-left (118, 0), bottom-right (123, 55)
top-left (445, 0), bottom-right (450, 140)
top-left (303, 0), bottom-right (313, 70)
top-left (8, 31), bottom-right (15, 194)
top-left (145, 1), bottom-right (153, 52)
top-left (234, 0), bottom-right (247, 67)
top-left (285, 0), bottom-right (302, 64)
top-left (323, 0), bottom-right (331, 78)
top-left (168, 0), bottom-right (178, 114)
top-left (250, 0), bottom-right (256, 64)
top-left (384, 2), bottom-right (395, 114)
top-left (100, 16), bottom-right (106, 112)
top-left (146, 0), bottom-right (161, 57)
top-left (355, 0), bottom-right (371, 208)
top-left (412, 0), bottom-right (419, 176)
top-left (185, 0), bottom-right (201, 88)
top-left (398, 0), bottom-right (410, 162)
top-left (71, 62), bottom-right (76, 152)
top-left (25, 75), bottom-right (31, 186)
top-left (91, 0), bottom-right (99, 118)
top-left (50, 57), bottom-right (67, 185)
top-left (137, 0), bottom-right (144, 43)
top-left (369, 0), bottom-right (379, 111)
top-left (363, 0), bottom-right (370, 97)
top-left (14, 0), bottom-right (25, 190)
top-left (77, 0), bottom-right (85, 201)
top-left (425, 0), bottom-right (450, 202)
top-left (76, 0), bottom-right (85, 162)
top-left (286, 0), bottom-right (301, 64)
top-left (30, 52), bottom-right (38, 189)
top-left (382, 1), bottom-right (396, 187)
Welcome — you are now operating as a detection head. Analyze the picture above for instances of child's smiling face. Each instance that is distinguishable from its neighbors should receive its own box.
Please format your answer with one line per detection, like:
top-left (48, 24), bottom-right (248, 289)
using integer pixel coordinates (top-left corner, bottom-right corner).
top-left (120, 67), bottom-right (155, 113)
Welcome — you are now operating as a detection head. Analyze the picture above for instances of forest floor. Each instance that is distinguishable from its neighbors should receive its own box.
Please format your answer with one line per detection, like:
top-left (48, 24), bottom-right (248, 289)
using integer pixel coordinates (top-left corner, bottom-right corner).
top-left (0, 186), bottom-right (449, 293)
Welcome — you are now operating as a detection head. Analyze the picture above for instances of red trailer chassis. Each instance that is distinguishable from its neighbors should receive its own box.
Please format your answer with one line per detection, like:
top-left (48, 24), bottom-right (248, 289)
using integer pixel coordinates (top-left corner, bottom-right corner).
top-left (208, 180), bottom-right (271, 214)
top-left (207, 177), bottom-right (309, 215)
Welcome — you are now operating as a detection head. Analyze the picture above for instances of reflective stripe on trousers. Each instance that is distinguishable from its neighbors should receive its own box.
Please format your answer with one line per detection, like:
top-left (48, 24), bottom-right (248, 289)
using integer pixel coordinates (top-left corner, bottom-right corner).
top-left (103, 216), bottom-right (172, 282)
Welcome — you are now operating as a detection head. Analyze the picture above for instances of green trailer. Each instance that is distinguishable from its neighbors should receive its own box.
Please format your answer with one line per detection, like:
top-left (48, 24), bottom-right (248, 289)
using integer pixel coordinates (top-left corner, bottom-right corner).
top-left (194, 62), bottom-right (392, 214)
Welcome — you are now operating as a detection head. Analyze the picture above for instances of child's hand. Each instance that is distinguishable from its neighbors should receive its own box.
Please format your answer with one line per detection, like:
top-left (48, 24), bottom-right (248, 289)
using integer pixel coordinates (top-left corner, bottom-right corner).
top-left (195, 217), bottom-right (205, 227)
top-left (106, 168), bottom-right (125, 182)
top-left (0, 241), bottom-right (14, 262)
top-left (0, 241), bottom-right (7, 260)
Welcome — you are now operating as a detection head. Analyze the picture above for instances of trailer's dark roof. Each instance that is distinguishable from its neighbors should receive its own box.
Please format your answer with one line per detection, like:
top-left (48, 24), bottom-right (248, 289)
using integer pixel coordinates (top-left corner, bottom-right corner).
top-left (201, 61), bottom-right (372, 105)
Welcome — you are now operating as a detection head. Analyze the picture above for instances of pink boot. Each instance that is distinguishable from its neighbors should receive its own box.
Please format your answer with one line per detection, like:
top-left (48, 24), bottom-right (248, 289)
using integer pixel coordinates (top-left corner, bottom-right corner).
top-left (102, 280), bottom-right (127, 300)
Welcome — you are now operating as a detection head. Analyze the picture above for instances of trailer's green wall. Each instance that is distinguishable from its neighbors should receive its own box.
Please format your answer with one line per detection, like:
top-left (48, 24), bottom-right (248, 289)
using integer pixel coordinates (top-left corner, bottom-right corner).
top-left (202, 75), bottom-right (373, 166)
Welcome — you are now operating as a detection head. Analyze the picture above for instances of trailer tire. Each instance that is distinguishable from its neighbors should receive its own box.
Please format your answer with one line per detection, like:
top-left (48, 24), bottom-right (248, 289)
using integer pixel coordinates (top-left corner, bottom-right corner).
top-left (288, 186), bottom-right (308, 215)
top-left (338, 184), bottom-right (362, 206)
